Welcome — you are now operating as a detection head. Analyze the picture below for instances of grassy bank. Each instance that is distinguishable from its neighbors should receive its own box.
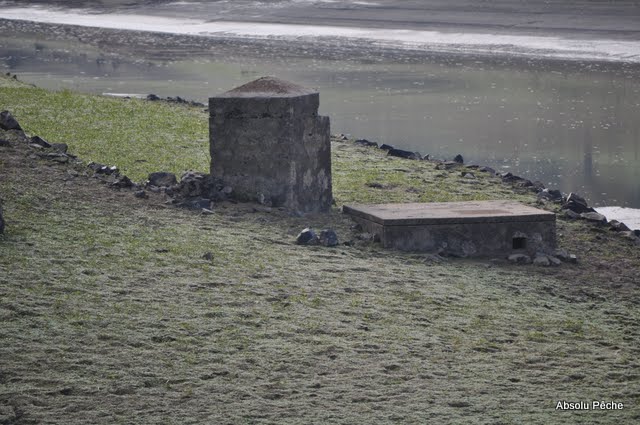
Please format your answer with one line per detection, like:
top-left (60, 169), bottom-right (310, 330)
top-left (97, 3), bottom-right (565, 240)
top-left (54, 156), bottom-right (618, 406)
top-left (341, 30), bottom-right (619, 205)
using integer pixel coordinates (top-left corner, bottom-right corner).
top-left (1, 76), bottom-right (639, 424)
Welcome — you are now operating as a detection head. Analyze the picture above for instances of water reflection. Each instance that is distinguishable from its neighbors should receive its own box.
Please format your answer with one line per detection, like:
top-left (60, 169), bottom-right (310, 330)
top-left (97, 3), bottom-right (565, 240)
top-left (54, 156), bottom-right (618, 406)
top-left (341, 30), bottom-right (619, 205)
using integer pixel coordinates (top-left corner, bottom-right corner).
top-left (1, 24), bottom-right (638, 207)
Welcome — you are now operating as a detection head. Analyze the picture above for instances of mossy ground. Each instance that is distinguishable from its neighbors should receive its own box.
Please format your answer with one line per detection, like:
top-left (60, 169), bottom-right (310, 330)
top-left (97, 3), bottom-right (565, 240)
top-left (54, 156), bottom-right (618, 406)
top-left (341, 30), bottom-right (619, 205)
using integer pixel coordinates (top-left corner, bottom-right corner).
top-left (1, 76), bottom-right (639, 424)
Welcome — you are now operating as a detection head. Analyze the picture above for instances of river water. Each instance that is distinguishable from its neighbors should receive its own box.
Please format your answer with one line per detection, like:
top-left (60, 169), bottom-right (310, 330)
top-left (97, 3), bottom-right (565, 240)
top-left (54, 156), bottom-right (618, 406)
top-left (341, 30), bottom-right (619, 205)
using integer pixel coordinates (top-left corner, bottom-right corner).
top-left (1, 0), bottom-right (639, 213)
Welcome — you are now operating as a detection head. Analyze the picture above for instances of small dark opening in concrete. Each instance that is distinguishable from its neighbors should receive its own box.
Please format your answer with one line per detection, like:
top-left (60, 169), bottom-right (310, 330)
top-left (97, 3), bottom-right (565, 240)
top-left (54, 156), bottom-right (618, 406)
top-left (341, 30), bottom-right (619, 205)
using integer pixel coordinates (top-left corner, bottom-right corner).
top-left (512, 237), bottom-right (527, 250)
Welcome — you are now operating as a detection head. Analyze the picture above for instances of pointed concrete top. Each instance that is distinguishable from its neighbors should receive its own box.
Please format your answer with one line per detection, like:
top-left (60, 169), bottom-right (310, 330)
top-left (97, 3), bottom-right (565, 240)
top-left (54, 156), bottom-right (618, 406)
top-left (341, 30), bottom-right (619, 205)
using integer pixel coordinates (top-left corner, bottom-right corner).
top-left (218, 76), bottom-right (316, 98)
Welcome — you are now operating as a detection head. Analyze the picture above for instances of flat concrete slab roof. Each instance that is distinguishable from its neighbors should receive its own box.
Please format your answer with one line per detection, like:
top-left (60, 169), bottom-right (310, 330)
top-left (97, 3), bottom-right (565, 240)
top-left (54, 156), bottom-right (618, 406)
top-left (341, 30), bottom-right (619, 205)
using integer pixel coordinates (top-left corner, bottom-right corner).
top-left (343, 200), bottom-right (555, 226)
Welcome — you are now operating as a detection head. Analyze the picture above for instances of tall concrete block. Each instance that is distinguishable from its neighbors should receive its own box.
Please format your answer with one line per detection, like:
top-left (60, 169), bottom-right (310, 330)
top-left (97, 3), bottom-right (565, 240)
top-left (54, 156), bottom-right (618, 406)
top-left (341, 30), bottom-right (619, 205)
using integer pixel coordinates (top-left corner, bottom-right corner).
top-left (209, 77), bottom-right (332, 213)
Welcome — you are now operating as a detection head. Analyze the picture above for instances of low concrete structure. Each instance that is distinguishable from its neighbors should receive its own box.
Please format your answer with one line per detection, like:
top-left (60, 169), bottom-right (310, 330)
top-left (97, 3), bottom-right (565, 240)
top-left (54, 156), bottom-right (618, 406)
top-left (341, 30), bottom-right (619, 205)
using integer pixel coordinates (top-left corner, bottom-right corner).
top-left (209, 77), bottom-right (332, 213)
top-left (343, 200), bottom-right (556, 257)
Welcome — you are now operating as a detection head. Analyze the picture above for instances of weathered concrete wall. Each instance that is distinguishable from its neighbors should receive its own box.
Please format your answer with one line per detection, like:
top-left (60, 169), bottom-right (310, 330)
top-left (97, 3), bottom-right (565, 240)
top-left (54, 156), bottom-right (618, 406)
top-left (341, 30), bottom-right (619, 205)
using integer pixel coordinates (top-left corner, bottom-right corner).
top-left (351, 217), bottom-right (556, 257)
top-left (209, 77), bottom-right (332, 213)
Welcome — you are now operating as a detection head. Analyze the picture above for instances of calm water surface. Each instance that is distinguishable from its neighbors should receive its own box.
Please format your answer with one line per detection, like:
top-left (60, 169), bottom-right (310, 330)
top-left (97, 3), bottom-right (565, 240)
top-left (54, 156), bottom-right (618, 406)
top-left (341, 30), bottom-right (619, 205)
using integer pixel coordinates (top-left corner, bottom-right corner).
top-left (1, 17), bottom-right (639, 208)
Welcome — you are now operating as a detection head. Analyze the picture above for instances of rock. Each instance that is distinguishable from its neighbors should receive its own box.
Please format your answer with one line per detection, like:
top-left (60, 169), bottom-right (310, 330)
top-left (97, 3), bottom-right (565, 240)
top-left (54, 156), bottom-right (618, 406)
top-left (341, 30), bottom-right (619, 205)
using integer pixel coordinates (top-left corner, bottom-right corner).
top-left (621, 231), bottom-right (640, 242)
top-left (0, 138), bottom-right (10, 147)
top-left (531, 181), bottom-right (546, 192)
top-left (87, 162), bottom-right (105, 172)
top-left (202, 252), bottom-right (214, 261)
top-left (146, 94), bottom-right (160, 101)
top-left (563, 209), bottom-right (581, 219)
top-left (148, 171), bottom-right (177, 187)
top-left (181, 197), bottom-right (212, 210)
top-left (45, 153), bottom-right (69, 163)
top-left (354, 139), bottom-right (378, 148)
top-left (97, 165), bottom-right (118, 175)
top-left (319, 229), bottom-right (339, 247)
top-left (500, 172), bottom-right (525, 183)
top-left (421, 154), bottom-right (431, 161)
top-left (51, 143), bottom-right (68, 154)
top-left (634, 229), bottom-right (640, 237)
top-left (553, 248), bottom-right (570, 261)
top-left (547, 255), bottom-right (562, 266)
top-left (296, 228), bottom-right (319, 245)
top-left (424, 254), bottom-right (445, 263)
top-left (453, 154), bottom-right (464, 164)
top-left (221, 186), bottom-right (233, 195)
top-left (174, 171), bottom-right (208, 198)
top-left (0, 200), bottom-right (4, 234)
top-left (387, 148), bottom-right (420, 160)
top-left (608, 220), bottom-right (630, 232)
top-left (563, 192), bottom-right (595, 214)
top-left (379, 144), bottom-right (394, 151)
top-left (0, 110), bottom-right (22, 131)
top-left (514, 179), bottom-right (533, 188)
top-left (462, 172), bottom-right (475, 179)
top-left (111, 176), bottom-right (133, 189)
top-left (508, 254), bottom-right (531, 264)
top-left (30, 135), bottom-right (51, 148)
top-left (134, 190), bottom-right (148, 199)
top-left (533, 254), bottom-right (550, 266)
top-left (435, 161), bottom-right (460, 170)
top-left (537, 188), bottom-right (563, 202)
top-left (580, 212), bottom-right (607, 224)
top-left (478, 166), bottom-right (496, 175)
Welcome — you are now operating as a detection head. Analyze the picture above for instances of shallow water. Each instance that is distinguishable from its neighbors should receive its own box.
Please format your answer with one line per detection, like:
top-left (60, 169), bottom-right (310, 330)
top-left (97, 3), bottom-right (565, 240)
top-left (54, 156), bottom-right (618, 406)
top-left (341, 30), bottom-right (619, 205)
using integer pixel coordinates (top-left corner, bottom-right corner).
top-left (1, 3), bottom-right (639, 210)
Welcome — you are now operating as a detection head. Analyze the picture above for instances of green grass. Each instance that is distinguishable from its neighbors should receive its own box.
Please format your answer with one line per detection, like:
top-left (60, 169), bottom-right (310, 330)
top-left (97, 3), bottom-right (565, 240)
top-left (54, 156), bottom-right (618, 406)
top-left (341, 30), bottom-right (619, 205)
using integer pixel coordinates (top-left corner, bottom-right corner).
top-left (0, 83), bottom-right (208, 182)
top-left (1, 76), bottom-right (640, 424)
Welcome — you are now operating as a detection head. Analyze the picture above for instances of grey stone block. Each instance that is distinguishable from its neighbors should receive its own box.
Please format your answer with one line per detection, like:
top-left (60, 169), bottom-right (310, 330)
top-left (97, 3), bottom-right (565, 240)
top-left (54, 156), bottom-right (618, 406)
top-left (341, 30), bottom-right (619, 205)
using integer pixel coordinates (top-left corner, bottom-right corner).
top-left (209, 77), bottom-right (332, 213)
top-left (343, 201), bottom-right (556, 257)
